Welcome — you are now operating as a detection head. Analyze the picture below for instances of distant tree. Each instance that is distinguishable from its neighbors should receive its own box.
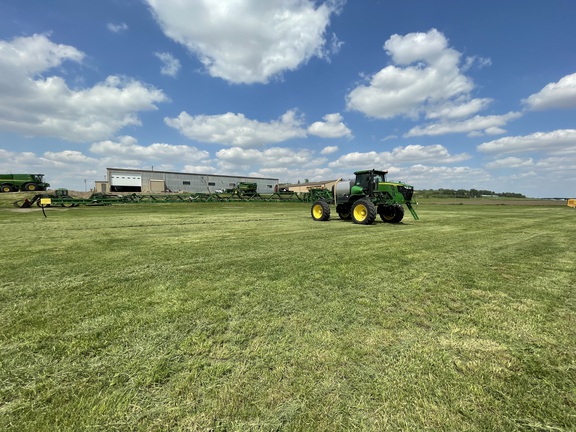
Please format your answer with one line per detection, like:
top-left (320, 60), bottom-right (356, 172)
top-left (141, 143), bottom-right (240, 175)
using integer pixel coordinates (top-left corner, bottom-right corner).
top-left (500, 192), bottom-right (526, 198)
top-left (479, 189), bottom-right (495, 196)
top-left (414, 188), bottom-right (525, 199)
top-left (456, 189), bottom-right (468, 198)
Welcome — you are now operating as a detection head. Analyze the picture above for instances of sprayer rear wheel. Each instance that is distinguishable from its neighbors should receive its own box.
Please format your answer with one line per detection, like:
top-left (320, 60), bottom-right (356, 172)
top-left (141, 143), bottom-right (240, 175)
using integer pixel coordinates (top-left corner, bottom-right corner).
top-left (336, 203), bottom-right (351, 220)
top-left (351, 199), bottom-right (377, 225)
top-left (311, 199), bottom-right (331, 221)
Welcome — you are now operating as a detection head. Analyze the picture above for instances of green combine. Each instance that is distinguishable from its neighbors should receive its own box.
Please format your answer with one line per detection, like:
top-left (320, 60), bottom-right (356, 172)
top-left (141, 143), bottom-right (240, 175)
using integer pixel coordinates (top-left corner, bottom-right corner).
top-left (311, 169), bottom-right (419, 224)
top-left (0, 174), bottom-right (50, 192)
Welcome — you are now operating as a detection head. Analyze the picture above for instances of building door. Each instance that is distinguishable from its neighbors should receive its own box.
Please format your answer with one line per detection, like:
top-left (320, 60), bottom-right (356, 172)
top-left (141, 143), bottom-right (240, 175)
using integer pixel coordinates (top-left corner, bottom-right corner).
top-left (149, 180), bottom-right (165, 193)
top-left (110, 173), bottom-right (142, 192)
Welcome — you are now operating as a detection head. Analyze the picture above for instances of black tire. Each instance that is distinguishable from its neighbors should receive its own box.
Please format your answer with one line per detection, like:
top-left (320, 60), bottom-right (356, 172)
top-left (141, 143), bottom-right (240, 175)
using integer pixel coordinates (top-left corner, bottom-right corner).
top-left (311, 199), bottom-right (331, 221)
top-left (379, 204), bottom-right (405, 223)
top-left (23, 183), bottom-right (39, 191)
top-left (336, 203), bottom-right (351, 220)
top-left (1, 184), bottom-right (14, 193)
top-left (351, 199), bottom-right (377, 225)
top-left (60, 199), bottom-right (76, 208)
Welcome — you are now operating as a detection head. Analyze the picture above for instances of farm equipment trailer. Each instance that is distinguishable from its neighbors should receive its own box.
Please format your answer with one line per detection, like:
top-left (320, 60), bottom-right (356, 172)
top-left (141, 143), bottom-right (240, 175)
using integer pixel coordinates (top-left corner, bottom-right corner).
top-left (311, 169), bottom-right (419, 224)
top-left (13, 188), bottom-right (307, 208)
top-left (15, 189), bottom-right (117, 208)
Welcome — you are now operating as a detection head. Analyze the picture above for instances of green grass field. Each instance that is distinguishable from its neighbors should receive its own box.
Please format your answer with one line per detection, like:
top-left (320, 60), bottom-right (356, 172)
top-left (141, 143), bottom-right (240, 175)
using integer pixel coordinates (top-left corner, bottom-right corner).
top-left (1, 195), bottom-right (574, 431)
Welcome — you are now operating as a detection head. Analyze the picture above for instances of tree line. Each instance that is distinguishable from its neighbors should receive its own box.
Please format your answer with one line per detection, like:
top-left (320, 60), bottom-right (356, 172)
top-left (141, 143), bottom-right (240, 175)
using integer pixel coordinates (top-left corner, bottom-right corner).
top-left (416, 188), bottom-right (526, 199)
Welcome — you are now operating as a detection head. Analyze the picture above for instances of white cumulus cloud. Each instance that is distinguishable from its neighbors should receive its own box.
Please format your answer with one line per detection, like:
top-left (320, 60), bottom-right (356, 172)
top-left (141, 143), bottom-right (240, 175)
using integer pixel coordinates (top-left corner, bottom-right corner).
top-left (217, 146), bottom-right (319, 168)
top-left (215, 146), bottom-right (328, 178)
top-left (426, 98), bottom-right (493, 120)
top-left (329, 144), bottom-right (470, 169)
top-left (403, 164), bottom-right (490, 190)
top-left (485, 157), bottom-right (534, 169)
top-left (155, 52), bottom-right (181, 77)
top-left (523, 73), bottom-right (576, 110)
top-left (0, 34), bottom-right (168, 142)
top-left (477, 129), bottom-right (576, 155)
top-left (258, 167), bottom-right (335, 183)
top-left (346, 29), bottom-right (488, 121)
top-left (42, 150), bottom-right (99, 165)
top-left (406, 112), bottom-right (522, 137)
top-left (145, 0), bottom-right (344, 84)
top-left (308, 113), bottom-right (352, 138)
top-left (321, 146), bottom-right (339, 155)
top-left (90, 136), bottom-right (210, 164)
top-left (183, 164), bottom-right (218, 174)
top-left (165, 110), bottom-right (307, 147)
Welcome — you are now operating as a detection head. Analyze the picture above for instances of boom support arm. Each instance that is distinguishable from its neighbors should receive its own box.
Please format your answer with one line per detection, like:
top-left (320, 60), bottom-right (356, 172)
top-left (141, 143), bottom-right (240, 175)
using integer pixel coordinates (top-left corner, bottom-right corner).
top-left (406, 202), bottom-right (419, 220)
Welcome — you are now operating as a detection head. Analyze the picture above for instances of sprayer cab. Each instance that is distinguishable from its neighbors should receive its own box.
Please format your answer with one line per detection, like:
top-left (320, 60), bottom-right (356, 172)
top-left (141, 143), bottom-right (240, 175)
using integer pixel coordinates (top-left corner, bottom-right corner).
top-left (311, 169), bottom-right (419, 225)
top-left (351, 170), bottom-right (389, 196)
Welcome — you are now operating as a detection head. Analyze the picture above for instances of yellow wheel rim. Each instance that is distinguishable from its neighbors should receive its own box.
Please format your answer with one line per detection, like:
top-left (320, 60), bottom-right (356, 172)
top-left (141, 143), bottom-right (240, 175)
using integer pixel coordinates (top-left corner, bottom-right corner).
top-left (353, 204), bottom-right (367, 221)
top-left (313, 204), bottom-right (324, 219)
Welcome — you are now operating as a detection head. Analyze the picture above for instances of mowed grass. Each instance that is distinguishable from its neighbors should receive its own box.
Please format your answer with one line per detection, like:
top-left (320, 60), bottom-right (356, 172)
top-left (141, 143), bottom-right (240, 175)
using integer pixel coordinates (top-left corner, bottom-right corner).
top-left (0, 196), bottom-right (574, 431)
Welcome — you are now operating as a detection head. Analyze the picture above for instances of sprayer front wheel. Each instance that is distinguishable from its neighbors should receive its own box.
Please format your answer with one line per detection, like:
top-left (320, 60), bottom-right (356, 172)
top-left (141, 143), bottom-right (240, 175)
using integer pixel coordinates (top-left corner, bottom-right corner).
top-left (351, 199), bottom-right (377, 225)
top-left (311, 199), bottom-right (331, 221)
top-left (379, 204), bottom-right (405, 223)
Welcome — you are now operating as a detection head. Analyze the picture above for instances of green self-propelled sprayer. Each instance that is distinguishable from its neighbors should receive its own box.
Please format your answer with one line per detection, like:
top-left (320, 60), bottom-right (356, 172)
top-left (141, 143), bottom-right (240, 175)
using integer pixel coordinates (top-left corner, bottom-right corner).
top-left (311, 169), bottom-right (419, 225)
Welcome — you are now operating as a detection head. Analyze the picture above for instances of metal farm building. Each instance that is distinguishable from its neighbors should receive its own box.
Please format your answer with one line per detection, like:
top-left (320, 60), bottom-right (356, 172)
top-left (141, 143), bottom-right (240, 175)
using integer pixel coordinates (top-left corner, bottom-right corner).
top-left (104, 168), bottom-right (279, 194)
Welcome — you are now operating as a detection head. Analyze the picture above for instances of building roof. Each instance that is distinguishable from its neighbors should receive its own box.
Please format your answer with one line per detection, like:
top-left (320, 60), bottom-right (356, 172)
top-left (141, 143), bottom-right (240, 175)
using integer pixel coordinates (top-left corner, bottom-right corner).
top-left (282, 179), bottom-right (340, 188)
top-left (106, 167), bottom-right (278, 181)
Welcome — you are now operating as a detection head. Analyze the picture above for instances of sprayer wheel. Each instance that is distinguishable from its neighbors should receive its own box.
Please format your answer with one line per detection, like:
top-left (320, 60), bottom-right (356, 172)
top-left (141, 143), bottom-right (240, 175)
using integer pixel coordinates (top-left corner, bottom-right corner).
top-left (311, 199), bottom-right (331, 221)
top-left (336, 203), bottom-right (352, 220)
top-left (351, 199), bottom-right (377, 225)
top-left (379, 204), bottom-right (404, 223)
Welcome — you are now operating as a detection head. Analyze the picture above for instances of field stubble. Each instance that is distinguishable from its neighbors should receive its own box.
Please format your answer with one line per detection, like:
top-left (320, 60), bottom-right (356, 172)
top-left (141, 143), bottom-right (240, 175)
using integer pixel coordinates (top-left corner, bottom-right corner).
top-left (0, 200), bottom-right (574, 431)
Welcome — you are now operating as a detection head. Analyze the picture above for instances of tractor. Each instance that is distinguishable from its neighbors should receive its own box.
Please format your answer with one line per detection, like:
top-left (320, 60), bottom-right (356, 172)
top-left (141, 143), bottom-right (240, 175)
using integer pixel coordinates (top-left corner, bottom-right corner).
top-left (311, 169), bottom-right (419, 224)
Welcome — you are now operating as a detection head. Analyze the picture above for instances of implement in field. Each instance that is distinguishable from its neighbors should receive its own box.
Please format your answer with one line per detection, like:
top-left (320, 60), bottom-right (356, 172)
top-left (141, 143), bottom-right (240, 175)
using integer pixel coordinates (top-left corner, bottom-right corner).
top-left (12, 187), bottom-right (305, 208)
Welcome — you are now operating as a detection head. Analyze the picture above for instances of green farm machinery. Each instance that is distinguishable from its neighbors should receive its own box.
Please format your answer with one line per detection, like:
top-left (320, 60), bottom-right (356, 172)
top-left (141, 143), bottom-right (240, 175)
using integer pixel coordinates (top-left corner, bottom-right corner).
top-left (303, 187), bottom-right (333, 203)
top-left (229, 182), bottom-right (260, 199)
top-left (12, 187), bottom-right (303, 208)
top-left (1, 173), bottom-right (50, 192)
top-left (311, 169), bottom-right (419, 224)
top-left (15, 189), bottom-right (118, 208)
top-left (10, 171), bottom-right (418, 220)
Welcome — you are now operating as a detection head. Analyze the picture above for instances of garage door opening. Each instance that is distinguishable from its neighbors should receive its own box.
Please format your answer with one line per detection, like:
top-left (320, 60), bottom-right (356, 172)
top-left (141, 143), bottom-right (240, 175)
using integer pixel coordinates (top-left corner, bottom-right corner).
top-left (110, 174), bottom-right (142, 192)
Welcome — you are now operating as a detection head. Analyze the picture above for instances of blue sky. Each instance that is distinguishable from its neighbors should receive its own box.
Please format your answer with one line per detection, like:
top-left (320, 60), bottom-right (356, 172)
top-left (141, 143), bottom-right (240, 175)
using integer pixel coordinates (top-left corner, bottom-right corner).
top-left (1, 0), bottom-right (575, 197)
